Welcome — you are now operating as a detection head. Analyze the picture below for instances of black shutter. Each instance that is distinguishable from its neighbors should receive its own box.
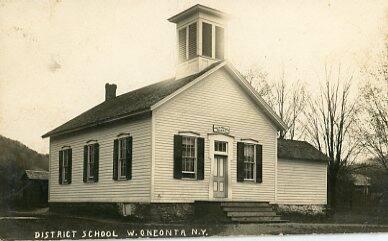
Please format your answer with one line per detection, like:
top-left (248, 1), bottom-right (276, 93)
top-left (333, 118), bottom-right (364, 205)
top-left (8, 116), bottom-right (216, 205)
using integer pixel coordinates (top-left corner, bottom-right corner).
top-left (113, 139), bottom-right (119, 180)
top-left (173, 135), bottom-right (183, 179)
top-left (197, 137), bottom-right (204, 180)
top-left (256, 144), bottom-right (263, 183)
top-left (237, 142), bottom-right (245, 182)
top-left (83, 145), bottom-right (88, 183)
top-left (126, 136), bottom-right (133, 180)
top-left (93, 143), bottom-right (99, 182)
top-left (58, 150), bottom-right (63, 184)
top-left (67, 149), bottom-right (72, 184)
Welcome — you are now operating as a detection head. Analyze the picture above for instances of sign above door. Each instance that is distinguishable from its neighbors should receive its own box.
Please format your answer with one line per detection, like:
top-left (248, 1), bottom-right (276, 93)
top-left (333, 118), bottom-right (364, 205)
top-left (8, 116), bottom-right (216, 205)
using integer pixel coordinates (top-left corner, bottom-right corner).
top-left (213, 125), bottom-right (230, 135)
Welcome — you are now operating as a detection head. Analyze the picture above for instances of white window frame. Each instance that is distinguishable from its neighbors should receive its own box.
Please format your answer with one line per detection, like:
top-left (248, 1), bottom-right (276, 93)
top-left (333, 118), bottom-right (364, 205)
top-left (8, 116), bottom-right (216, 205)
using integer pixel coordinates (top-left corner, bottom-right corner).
top-left (243, 143), bottom-right (256, 181)
top-left (117, 138), bottom-right (127, 180)
top-left (181, 135), bottom-right (197, 179)
top-left (86, 144), bottom-right (95, 180)
top-left (214, 140), bottom-right (228, 156)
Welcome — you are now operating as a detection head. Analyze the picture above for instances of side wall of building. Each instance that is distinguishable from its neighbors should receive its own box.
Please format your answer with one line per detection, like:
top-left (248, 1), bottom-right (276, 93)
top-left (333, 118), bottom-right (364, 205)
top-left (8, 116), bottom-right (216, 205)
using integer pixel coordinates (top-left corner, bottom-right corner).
top-left (276, 158), bottom-right (327, 205)
top-left (49, 118), bottom-right (152, 203)
top-left (152, 68), bottom-right (278, 203)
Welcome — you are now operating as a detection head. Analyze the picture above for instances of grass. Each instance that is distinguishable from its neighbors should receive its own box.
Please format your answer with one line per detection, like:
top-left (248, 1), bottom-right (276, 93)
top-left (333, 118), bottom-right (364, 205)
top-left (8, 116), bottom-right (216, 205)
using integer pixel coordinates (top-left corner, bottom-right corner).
top-left (1, 209), bottom-right (388, 240)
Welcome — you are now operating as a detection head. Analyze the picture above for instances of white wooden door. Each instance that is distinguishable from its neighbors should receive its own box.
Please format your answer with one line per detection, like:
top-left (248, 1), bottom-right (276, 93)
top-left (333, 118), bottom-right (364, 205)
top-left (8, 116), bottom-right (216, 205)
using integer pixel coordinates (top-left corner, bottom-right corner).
top-left (213, 155), bottom-right (227, 198)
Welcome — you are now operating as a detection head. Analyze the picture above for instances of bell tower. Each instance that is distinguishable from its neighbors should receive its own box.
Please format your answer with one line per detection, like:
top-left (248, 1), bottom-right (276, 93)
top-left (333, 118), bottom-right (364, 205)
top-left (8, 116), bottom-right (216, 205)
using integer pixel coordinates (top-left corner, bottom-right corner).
top-left (168, 5), bottom-right (228, 79)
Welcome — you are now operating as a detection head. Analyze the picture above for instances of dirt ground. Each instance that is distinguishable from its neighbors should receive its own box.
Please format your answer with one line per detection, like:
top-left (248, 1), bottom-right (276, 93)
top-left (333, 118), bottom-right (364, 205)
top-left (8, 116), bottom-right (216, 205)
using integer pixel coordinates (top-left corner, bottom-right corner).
top-left (1, 209), bottom-right (388, 240)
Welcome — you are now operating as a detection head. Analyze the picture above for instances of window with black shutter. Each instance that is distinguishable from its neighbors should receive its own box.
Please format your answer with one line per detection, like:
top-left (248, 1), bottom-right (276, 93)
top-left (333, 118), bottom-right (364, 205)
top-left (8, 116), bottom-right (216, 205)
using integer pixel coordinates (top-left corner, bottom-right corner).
top-left (59, 148), bottom-right (72, 185)
top-left (237, 142), bottom-right (263, 183)
top-left (113, 136), bottom-right (132, 181)
top-left (84, 143), bottom-right (99, 182)
top-left (173, 134), bottom-right (204, 180)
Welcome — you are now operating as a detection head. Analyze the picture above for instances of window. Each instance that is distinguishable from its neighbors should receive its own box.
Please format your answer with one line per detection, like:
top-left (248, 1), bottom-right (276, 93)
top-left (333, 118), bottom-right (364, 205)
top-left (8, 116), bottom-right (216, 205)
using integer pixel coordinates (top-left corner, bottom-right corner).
top-left (182, 136), bottom-right (196, 178)
top-left (87, 145), bottom-right (95, 180)
top-left (215, 26), bottom-right (225, 59)
top-left (59, 148), bottom-right (72, 184)
top-left (118, 138), bottom-right (127, 179)
top-left (202, 22), bottom-right (212, 57)
top-left (62, 150), bottom-right (69, 183)
top-left (243, 144), bottom-right (255, 180)
top-left (215, 141), bottom-right (227, 153)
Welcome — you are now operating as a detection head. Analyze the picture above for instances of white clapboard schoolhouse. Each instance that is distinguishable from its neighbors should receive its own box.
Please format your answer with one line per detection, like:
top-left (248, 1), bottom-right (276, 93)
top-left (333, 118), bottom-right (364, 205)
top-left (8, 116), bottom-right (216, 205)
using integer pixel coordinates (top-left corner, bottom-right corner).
top-left (43, 5), bottom-right (327, 222)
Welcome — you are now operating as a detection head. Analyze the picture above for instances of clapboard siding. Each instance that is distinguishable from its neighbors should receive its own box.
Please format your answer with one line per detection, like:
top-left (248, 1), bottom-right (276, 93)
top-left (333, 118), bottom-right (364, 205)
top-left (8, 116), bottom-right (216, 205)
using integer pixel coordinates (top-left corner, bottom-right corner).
top-left (49, 118), bottom-right (152, 202)
top-left (153, 68), bottom-right (278, 203)
top-left (276, 158), bottom-right (327, 205)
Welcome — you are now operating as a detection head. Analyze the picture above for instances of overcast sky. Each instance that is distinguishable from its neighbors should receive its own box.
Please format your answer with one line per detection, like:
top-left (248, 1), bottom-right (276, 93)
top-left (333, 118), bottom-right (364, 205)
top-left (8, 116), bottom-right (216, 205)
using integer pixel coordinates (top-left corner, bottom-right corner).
top-left (0, 0), bottom-right (387, 154)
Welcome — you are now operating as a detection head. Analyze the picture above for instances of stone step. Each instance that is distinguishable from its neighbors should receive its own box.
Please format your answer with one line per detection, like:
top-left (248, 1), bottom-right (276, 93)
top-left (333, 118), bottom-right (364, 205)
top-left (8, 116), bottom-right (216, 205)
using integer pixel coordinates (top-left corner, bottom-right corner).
top-left (221, 202), bottom-right (271, 208)
top-left (231, 216), bottom-right (286, 223)
top-left (226, 211), bottom-right (277, 217)
top-left (222, 207), bottom-right (274, 212)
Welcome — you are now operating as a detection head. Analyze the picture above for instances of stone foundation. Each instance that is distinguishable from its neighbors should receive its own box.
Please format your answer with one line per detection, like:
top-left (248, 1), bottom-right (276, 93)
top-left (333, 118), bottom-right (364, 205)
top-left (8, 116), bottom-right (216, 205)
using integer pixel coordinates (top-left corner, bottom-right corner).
top-left (275, 204), bottom-right (327, 216)
top-left (49, 202), bottom-right (195, 223)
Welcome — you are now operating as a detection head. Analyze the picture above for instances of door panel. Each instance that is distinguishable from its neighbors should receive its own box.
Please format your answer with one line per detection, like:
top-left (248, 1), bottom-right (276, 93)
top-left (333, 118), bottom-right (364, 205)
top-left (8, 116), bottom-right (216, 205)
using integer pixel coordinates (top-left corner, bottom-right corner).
top-left (213, 155), bottom-right (227, 198)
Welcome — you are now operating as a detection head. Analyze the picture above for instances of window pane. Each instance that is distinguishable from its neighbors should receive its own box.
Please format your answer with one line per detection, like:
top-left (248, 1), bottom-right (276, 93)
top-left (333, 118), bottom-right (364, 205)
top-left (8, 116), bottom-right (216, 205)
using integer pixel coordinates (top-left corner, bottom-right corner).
top-left (213, 157), bottom-right (218, 176)
top-left (182, 136), bottom-right (196, 174)
top-left (215, 26), bottom-right (224, 59)
top-left (202, 22), bottom-right (212, 57)
top-left (188, 23), bottom-right (197, 59)
top-left (178, 28), bottom-right (186, 63)
top-left (219, 158), bottom-right (224, 177)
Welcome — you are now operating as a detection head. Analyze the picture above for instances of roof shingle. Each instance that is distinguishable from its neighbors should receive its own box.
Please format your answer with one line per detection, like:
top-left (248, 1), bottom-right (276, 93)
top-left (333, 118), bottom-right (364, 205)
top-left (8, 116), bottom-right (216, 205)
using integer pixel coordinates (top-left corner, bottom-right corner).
top-left (43, 61), bottom-right (223, 138)
top-left (277, 139), bottom-right (328, 162)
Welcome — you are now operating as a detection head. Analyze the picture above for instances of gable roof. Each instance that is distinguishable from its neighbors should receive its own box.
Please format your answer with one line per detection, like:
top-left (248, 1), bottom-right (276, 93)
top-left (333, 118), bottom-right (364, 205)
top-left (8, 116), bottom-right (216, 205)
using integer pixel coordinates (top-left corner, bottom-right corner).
top-left (278, 139), bottom-right (328, 162)
top-left (24, 170), bottom-right (49, 180)
top-left (43, 61), bottom-right (286, 138)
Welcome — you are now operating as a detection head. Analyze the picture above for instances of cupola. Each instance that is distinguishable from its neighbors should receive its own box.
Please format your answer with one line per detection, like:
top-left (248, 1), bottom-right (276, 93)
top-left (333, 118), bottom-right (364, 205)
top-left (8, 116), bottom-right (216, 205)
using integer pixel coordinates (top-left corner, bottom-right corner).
top-left (168, 4), bottom-right (228, 78)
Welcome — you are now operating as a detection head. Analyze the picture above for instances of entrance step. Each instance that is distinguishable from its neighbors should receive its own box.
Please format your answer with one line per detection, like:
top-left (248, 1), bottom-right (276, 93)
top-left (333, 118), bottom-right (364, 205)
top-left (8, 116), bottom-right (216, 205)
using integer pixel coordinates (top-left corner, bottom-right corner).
top-left (227, 211), bottom-right (277, 217)
top-left (223, 207), bottom-right (274, 212)
top-left (220, 201), bottom-right (287, 223)
top-left (221, 202), bottom-right (270, 207)
top-left (231, 216), bottom-right (287, 223)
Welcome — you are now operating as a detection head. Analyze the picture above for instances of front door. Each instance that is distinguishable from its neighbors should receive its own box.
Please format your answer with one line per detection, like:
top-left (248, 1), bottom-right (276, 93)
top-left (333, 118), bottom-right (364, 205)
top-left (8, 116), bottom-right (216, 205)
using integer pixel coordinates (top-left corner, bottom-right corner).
top-left (213, 155), bottom-right (227, 198)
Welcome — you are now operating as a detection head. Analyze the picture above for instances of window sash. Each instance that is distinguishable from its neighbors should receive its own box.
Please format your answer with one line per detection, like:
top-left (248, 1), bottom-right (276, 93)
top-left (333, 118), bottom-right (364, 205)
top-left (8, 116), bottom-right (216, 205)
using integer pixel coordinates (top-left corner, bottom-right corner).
top-left (181, 136), bottom-right (197, 176)
top-left (118, 139), bottom-right (127, 179)
top-left (243, 144), bottom-right (255, 180)
top-left (215, 141), bottom-right (227, 153)
top-left (62, 150), bottom-right (69, 183)
top-left (87, 145), bottom-right (94, 179)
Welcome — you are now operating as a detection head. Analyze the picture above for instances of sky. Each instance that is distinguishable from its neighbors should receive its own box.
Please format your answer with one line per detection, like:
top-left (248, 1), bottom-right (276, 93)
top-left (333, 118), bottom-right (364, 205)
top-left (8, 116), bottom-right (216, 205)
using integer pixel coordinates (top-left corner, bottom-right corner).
top-left (0, 0), bottom-right (387, 154)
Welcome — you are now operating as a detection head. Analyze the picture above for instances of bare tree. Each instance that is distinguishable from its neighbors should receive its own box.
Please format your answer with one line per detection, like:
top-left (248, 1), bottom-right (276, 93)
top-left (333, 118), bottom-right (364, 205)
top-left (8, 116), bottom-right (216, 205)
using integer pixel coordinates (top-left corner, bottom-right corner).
top-left (357, 47), bottom-right (388, 170)
top-left (304, 65), bottom-right (358, 209)
top-left (244, 67), bottom-right (306, 140)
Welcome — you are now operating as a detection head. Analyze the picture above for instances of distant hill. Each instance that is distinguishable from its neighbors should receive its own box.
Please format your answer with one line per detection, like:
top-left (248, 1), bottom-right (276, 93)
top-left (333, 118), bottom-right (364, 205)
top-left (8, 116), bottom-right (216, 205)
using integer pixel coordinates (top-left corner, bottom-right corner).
top-left (0, 134), bottom-right (48, 207)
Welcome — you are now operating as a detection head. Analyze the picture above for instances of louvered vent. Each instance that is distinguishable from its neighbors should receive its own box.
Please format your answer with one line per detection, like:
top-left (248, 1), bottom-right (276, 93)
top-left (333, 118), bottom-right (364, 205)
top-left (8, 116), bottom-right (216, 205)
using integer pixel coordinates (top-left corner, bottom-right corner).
top-left (178, 28), bottom-right (187, 63)
top-left (188, 23), bottom-right (197, 59)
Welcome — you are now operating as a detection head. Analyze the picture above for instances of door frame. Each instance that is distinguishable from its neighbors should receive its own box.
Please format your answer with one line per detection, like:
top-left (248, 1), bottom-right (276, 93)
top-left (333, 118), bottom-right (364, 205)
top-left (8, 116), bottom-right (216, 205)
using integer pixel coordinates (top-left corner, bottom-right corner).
top-left (208, 133), bottom-right (234, 201)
